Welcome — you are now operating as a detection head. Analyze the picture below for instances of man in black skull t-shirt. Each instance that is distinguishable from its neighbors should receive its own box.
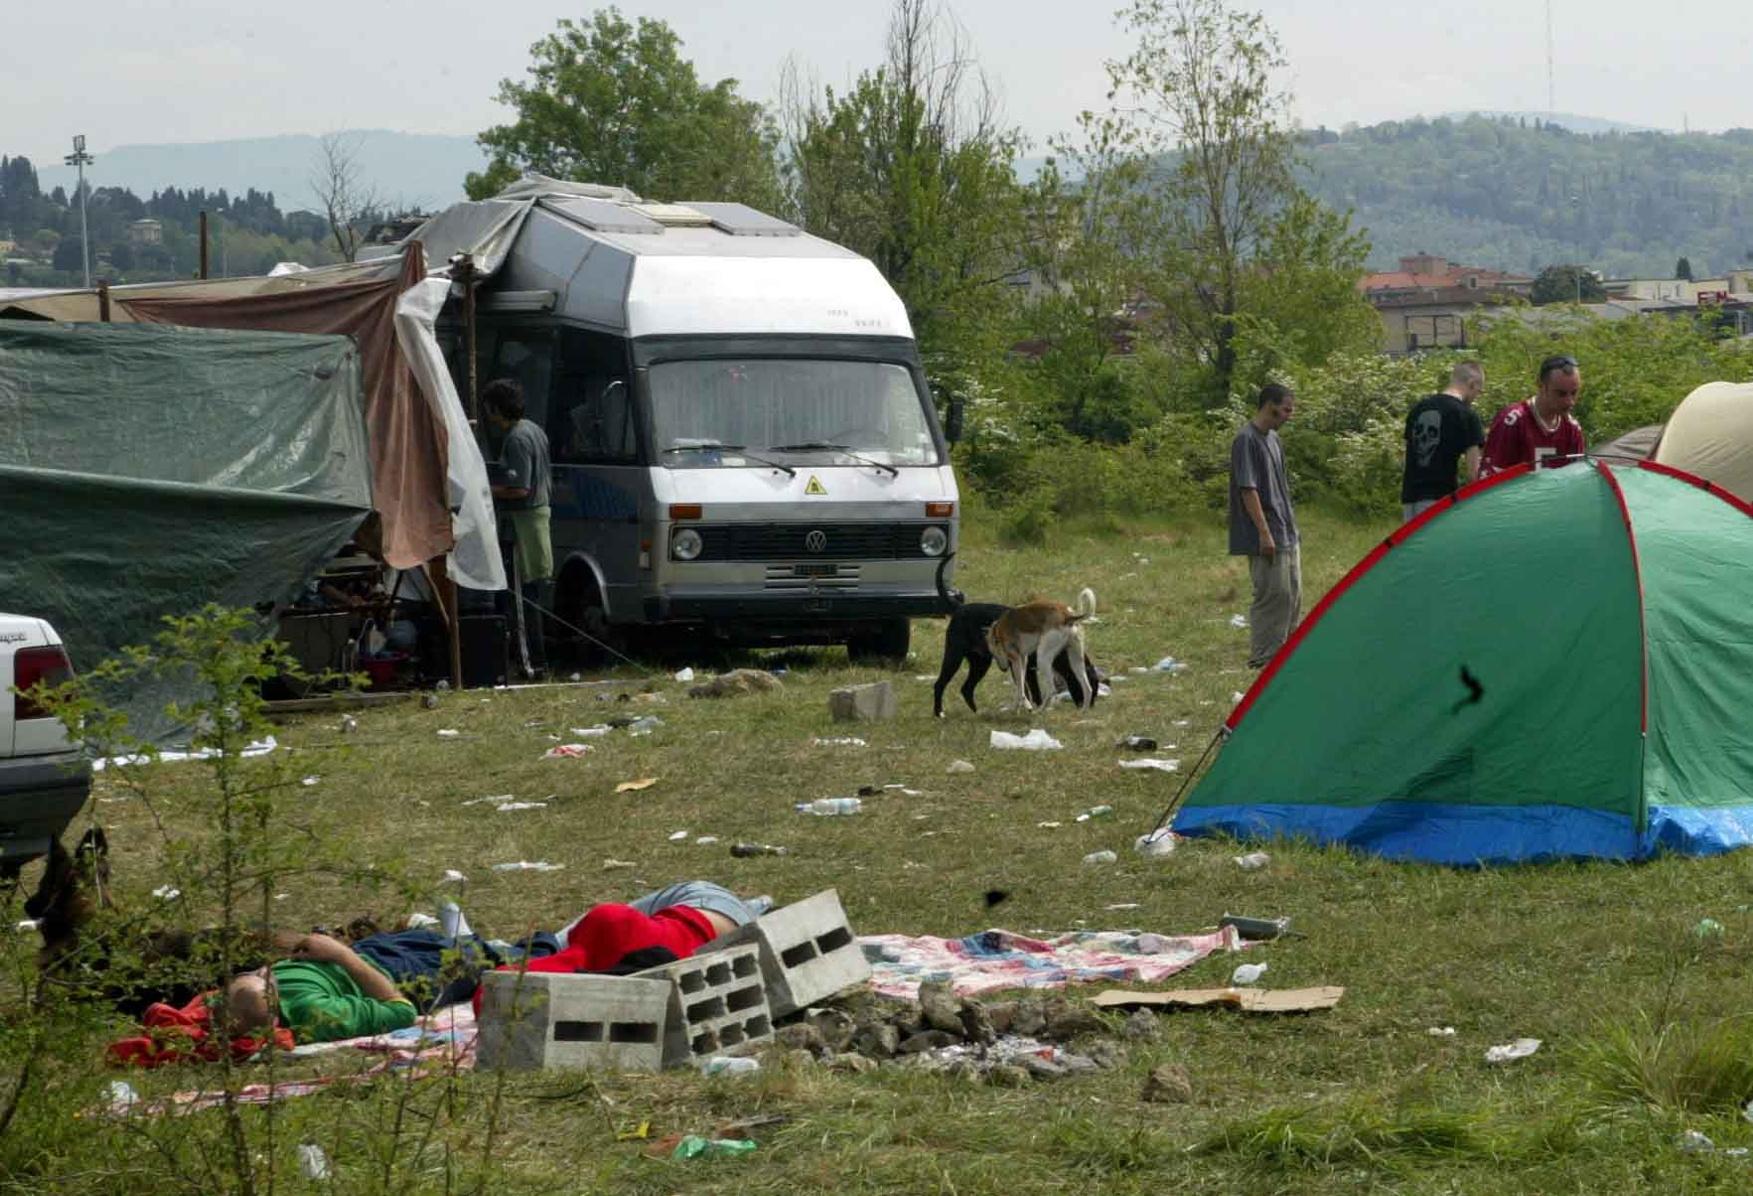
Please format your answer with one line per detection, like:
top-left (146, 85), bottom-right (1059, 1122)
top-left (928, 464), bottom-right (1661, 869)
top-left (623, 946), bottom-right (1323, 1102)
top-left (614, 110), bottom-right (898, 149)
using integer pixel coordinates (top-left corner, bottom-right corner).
top-left (1401, 360), bottom-right (1486, 522)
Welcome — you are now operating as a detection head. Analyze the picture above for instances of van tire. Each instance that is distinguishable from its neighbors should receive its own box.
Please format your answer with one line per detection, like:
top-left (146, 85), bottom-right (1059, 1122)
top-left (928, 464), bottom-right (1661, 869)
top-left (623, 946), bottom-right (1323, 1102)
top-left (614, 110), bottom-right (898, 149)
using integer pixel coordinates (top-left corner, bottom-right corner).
top-left (847, 617), bottom-right (910, 667)
top-left (556, 569), bottom-right (617, 672)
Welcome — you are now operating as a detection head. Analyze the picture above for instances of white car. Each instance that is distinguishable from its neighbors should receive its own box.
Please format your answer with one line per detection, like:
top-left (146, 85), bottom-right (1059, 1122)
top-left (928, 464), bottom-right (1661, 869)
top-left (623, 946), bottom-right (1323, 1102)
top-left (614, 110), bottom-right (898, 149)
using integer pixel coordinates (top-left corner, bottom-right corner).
top-left (0, 614), bottom-right (90, 870)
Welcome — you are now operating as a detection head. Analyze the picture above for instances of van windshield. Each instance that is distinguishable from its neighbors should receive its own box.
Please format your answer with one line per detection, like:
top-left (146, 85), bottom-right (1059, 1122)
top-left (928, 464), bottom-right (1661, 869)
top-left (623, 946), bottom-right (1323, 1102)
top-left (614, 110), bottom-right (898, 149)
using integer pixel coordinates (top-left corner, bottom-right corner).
top-left (649, 359), bottom-right (940, 468)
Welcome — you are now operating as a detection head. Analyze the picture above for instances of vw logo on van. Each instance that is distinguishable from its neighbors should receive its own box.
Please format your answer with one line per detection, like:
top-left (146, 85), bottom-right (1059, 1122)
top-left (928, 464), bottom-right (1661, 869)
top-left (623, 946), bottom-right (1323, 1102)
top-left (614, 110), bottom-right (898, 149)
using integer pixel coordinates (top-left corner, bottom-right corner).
top-left (804, 530), bottom-right (828, 554)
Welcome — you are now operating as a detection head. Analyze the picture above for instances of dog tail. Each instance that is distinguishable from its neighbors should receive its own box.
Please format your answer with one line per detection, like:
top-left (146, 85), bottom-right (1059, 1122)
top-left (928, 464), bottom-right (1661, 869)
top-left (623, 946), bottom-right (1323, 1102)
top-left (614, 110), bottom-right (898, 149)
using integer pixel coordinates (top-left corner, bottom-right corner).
top-left (1073, 587), bottom-right (1097, 620)
top-left (934, 552), bottom-right (965, 612)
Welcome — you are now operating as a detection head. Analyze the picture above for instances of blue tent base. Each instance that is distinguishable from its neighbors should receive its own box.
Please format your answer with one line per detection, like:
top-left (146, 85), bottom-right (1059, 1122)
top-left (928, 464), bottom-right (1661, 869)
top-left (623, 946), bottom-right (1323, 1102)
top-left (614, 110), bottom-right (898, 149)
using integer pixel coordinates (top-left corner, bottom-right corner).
top-left (1174, 801), bottom-right (1753, 865)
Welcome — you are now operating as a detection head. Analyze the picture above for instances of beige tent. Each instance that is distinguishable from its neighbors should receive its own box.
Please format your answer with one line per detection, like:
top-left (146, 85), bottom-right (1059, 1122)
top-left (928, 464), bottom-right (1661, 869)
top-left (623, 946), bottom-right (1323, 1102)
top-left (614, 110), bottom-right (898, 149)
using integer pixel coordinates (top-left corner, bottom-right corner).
top-left (1654, 382), bottom-right (1753, 503)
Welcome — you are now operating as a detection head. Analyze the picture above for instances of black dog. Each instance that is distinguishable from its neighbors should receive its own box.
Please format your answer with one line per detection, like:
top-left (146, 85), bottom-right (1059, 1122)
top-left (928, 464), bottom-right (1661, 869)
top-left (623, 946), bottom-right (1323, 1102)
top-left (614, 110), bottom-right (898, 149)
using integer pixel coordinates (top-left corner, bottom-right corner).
top-left (933, 556), bottom-right (1102, 717)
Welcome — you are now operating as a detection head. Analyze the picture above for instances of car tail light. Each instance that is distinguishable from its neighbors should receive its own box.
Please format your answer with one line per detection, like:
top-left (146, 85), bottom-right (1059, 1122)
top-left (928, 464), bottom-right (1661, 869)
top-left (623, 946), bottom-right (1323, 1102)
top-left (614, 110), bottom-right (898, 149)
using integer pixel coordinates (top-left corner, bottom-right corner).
top-left (13, 645), bottom-right (72, 720)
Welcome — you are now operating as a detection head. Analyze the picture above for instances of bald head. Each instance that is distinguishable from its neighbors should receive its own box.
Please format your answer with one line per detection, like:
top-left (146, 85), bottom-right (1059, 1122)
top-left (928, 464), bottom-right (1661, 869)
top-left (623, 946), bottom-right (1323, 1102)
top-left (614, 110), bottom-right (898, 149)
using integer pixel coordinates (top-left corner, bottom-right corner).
top-left (1447, 361), bottom-right (1484, 402)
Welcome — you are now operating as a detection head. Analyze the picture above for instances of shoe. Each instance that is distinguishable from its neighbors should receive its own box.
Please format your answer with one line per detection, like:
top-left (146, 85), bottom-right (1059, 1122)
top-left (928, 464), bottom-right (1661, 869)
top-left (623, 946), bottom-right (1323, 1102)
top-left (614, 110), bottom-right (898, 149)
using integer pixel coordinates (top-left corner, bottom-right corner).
top-left (746, 895), bottom-right (775, 918)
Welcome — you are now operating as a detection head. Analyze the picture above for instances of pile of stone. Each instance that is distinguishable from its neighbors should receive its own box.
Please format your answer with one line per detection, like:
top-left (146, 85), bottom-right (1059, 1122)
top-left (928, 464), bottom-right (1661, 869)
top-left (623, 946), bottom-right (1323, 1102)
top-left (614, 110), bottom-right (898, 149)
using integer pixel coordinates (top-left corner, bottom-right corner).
top-left (770, 980), bottom-right (1154, 1085)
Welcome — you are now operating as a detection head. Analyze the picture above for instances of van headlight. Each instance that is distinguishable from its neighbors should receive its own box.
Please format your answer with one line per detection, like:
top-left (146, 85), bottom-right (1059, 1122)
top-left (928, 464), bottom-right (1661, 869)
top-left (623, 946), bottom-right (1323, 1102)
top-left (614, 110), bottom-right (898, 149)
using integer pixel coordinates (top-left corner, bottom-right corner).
top-left (920, 525), bottom-right (949, 556)
top-left (671, 527), bottom-right (704, 561)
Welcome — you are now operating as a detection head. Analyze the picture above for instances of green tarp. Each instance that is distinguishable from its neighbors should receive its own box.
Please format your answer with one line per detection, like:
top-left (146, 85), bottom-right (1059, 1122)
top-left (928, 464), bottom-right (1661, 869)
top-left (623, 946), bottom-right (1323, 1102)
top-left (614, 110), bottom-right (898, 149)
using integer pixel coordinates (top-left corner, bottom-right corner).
top-left (1174, 461), bottom-right (1753, 863)
top-left (0, 323), bottom-right (372, 728)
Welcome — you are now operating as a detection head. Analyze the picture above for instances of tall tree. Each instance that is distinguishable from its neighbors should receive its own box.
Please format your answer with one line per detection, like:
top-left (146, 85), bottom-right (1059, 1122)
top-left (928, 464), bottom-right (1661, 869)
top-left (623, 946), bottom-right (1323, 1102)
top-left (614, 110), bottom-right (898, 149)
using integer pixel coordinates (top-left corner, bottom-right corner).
top-left (1675, 255), bottom-right (1693, 281)
top-left (310, 132), bottom-right (381, 263)
top-left (781, 1), bottom-right (1030, 369)
top-left (468, 8), bottom-right (781, 208)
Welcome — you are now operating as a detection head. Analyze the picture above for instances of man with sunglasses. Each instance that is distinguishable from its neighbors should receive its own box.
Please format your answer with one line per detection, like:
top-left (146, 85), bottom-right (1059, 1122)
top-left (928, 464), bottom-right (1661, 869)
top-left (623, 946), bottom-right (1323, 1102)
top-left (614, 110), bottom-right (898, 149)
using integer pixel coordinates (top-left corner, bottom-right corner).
top-left (1482, 355), bottom-right (1586, 475)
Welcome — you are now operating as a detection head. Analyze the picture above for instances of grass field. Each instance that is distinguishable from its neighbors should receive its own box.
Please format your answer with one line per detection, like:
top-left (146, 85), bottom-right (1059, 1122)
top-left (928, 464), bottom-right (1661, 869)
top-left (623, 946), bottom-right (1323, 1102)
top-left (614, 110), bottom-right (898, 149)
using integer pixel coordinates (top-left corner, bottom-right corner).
top-left (10, 507), bottom-right (1753, 1194)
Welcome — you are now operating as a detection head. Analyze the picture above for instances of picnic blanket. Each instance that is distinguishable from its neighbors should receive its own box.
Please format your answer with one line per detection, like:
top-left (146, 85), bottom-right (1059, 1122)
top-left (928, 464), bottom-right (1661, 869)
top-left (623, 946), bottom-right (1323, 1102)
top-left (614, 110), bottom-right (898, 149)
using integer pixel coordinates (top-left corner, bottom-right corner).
top-left (856, 926), bottom-right (1243, 999)
top-left (127, 1005), bottom-right (478, 1117)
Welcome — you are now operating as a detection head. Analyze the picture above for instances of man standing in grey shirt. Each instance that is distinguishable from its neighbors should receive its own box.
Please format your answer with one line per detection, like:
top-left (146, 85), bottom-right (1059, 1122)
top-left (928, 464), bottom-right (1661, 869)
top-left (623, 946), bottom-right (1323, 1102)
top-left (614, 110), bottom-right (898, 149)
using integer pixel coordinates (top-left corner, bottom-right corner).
top-left (485, 378), bottom-right (553, 676)
top-left (1228, 382), bottom-right (1300, 668)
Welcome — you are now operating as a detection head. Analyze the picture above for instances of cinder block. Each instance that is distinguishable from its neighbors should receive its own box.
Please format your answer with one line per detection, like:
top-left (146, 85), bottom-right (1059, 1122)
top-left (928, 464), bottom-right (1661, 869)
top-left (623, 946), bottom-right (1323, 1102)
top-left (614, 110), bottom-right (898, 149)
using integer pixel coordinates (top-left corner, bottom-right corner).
top-left (475, 970), bottom-right (672, 1073)
top-left (828, 681), bottom-right (897, 722)
top-left (634, 942), bottom-right (774, 1068)
top-left (718, 888), bottom-right (871, 1017)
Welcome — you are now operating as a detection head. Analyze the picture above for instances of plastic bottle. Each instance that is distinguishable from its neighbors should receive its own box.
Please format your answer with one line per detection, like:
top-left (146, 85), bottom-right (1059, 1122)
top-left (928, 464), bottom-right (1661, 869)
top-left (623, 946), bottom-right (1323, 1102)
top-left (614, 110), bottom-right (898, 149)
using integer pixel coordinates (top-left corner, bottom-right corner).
top-left (699, 1055), bottom-right (760, 1076)
top-left (297, 1144), bottom-right (331, 1180)
top-left (1082, 849), bottom-right (1118, 865)
top-left (731, 842), bottom-right (788, 857)
top-left (795, 797), bottom-right (862, 816)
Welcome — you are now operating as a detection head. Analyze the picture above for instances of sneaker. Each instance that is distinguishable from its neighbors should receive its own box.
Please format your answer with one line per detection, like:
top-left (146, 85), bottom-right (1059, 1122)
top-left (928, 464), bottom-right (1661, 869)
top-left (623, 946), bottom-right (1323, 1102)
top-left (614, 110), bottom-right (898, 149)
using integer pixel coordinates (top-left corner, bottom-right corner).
top-left (746, 895), bottom-right (775, 918)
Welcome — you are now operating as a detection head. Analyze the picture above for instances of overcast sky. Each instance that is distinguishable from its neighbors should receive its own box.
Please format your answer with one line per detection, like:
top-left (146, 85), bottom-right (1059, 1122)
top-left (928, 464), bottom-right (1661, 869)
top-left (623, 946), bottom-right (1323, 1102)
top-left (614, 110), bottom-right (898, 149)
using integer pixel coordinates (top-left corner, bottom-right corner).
top-left (8, 0), bottom-right (1750, 161)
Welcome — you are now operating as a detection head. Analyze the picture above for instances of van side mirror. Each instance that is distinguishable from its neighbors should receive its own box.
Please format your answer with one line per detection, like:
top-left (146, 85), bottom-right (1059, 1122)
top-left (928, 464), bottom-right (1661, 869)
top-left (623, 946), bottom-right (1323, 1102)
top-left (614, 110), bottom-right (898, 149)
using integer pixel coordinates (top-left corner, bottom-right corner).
top-left (944, 395), bottom-right (966, 444)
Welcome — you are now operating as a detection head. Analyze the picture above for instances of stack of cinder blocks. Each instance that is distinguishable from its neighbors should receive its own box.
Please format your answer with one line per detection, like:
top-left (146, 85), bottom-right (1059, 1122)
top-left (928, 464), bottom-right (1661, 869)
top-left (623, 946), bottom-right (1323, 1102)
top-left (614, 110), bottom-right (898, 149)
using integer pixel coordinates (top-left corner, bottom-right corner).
top-left (475, 888), bottom-right (868, 1073)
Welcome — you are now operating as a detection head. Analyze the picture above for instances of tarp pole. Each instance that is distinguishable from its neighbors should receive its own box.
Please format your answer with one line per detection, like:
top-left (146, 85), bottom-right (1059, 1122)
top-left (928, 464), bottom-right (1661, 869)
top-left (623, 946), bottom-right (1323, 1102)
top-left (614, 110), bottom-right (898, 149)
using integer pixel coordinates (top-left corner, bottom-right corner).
top-left (427, 555), bottom-right (465, 692)
top-left (97, 283), bottom-right (110, 323)
top-left (459, 254), bottom-right (479, 421)
top-left (198, 211), bottom-right (209, 280)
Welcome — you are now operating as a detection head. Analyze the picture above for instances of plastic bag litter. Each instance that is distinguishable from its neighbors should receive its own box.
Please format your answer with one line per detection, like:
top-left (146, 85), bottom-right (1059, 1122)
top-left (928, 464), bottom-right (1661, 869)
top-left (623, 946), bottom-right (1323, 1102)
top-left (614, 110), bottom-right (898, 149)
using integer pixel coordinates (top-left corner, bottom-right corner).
top-left (152, 885), bottom-right (181, 900)
top-left (1233, 851), bottom-right (1271, 870)
top-left (694, 835), bottom-right (720, 846)
top-left (602, 858), bottom-right (637, 870)
top-left (947, 759), bottom-right (976, 774)
top-left (1427, 1026), bottom-right (1457, 1037)
top-left (617, 778), bottom-right (659, 793)
top-left (812, 736), bottom-right (868, 747)
top-left (1134, 829), bottom-right (1178, 859)
top-left (1229, 614), bottom-right (1248, 628)
top-left (1120, 758), bottom-right (1180, 772)
top-left (496, 801), bottom-right (546, 812)
top-left (543, 744), bottom-right (595, 759)
top-left (436, 728), bottom-right (460, 738)
top-left (492, 860), bottom-right (564, 873)
top-left (297, 1144), bottom-right (331, 1180)
top-left (674, 667), bottom-right (696, 682)
top-left (406, 912), bottom-right (440, 930)
top-left (569, 725), bottom-right (612, 737)
top-left (441, 869), bottom-right (467, 884)
top-left (667, 830), bottom-right (689, 842)
top-left (628, 716), bottom-right (663, 736)
top-left (1076, 805), bottom-right (1113, 821)
top-left (1082, 850), bottom-right (1118, 865)
top-left (698, 1055), bottom-right (760, 1077)
top-left (301, 776), bottom-right (320, 787)
top-left (672, 1135), bottom-right (758, 1161)
top-left (1230, 963), bottom-right (1268, 985)
top-left (1152, 656), bottom-right (1189, 673)
top-left (1484, 1038), bottom-right (1541, 1064)
top-left (108, 1080), bottom-right (139, 1114)
top-left (990, 729), bottom-right (1063, 751)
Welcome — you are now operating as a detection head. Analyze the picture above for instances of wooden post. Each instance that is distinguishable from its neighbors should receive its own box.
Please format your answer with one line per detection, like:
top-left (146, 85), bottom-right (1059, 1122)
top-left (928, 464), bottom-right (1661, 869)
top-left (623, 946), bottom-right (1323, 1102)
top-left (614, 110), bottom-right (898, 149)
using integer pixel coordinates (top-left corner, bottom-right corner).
top-left (458, 254), bottom-right (479, 421)
top-left (428, 555), bottom-right (465, 692)
top-left (97, 282), bottom-right (111, 322)
top-left (198, 211), bottom-right (209, 280)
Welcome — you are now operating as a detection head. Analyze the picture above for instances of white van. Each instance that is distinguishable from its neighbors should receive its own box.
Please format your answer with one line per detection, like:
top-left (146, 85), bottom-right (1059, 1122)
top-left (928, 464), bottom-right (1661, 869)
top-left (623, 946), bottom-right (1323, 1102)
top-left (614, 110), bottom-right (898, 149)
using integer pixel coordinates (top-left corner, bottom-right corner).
top-left (452, 193), bottom-right (960, 663)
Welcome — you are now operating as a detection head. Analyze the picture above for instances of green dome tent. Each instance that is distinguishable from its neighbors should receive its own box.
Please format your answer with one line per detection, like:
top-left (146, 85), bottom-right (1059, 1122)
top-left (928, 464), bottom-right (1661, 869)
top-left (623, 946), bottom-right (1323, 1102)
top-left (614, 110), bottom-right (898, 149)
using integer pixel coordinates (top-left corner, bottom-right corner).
top-left (1174, 461), bottom-right (1753, 864)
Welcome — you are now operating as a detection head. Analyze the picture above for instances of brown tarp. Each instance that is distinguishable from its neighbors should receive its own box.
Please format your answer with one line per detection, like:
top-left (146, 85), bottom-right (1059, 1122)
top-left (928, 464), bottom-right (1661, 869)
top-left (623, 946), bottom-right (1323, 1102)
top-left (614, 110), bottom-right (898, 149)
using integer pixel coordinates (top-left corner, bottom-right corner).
top-left (120, 248), bottom-right (453, 569)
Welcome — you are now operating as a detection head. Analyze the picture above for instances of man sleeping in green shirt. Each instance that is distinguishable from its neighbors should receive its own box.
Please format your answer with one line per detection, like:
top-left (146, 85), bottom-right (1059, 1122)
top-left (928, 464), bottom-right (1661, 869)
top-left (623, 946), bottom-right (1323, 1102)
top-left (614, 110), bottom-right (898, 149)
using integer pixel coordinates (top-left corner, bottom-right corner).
top-left (226, 932), bottom-right (418, 1043)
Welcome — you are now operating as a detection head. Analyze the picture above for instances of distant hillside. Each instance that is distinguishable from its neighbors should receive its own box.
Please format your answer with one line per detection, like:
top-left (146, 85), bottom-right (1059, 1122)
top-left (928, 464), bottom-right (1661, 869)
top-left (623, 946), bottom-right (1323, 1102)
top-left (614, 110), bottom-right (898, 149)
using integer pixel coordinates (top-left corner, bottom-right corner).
top-left (1435, 111), bottom-right (1664, 135)
top-left (1304, 115), bottom-right (1753, 277)
top-left (36, 130), bottom-right (486, 213)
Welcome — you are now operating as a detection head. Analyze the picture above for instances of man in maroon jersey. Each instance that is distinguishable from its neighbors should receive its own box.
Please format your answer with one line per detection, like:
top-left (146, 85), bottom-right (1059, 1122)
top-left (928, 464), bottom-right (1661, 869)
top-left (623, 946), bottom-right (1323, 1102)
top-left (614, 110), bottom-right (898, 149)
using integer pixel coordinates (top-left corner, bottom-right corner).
top-left (1482, 355), bottom-right (1586, 474)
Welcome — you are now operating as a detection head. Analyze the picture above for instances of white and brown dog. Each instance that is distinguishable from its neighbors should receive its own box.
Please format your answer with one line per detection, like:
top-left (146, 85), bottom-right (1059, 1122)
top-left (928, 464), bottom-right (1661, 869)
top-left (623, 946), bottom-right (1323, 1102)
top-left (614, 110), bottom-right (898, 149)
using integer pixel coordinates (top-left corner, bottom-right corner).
top-left (986, 587), bottom-right (1097, 711)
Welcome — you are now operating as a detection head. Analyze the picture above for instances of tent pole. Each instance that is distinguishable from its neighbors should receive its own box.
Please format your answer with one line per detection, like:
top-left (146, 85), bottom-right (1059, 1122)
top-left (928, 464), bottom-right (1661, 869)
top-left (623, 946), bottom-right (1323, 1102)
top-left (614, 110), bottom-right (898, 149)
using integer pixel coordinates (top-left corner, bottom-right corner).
top-left (97, 282), bottom-right (110, 322)
top-left (198, 211), bottom-right (209, 280)
top-left (429, 555), bottom-right (464, 692)
top-left (459, 254), bottom-right (479, 422)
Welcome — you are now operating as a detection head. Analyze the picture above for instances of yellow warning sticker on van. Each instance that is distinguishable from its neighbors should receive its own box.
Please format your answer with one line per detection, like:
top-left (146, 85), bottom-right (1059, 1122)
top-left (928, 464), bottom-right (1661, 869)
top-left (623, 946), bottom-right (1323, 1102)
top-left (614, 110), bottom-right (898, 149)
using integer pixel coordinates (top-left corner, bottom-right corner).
top-left (804, 475), bottom-right (828, 495)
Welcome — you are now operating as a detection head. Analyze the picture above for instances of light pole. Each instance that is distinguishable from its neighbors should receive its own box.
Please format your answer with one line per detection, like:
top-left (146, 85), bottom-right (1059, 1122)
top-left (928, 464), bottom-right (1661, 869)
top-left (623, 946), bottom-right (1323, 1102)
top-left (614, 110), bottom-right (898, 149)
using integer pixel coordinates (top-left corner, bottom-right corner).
top-left (63, 134), bottom-right (94, 289)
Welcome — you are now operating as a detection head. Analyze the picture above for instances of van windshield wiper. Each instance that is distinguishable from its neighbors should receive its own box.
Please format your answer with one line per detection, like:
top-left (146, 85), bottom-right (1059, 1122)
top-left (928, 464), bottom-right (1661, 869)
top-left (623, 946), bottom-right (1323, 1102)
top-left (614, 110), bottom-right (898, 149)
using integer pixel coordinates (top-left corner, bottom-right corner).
top-left (767, 442), bottom-right (899, 477)
top-left (662, 442), bottom-right (795, 477)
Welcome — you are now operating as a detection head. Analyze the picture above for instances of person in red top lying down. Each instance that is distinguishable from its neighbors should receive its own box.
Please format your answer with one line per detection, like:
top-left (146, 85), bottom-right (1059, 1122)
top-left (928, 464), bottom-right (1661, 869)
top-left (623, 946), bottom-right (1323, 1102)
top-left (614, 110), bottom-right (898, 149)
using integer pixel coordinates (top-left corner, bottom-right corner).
top-left (1482, 354), bottom-right (1587, 475)
top-left (473, 882), bottom-right (771, 1011)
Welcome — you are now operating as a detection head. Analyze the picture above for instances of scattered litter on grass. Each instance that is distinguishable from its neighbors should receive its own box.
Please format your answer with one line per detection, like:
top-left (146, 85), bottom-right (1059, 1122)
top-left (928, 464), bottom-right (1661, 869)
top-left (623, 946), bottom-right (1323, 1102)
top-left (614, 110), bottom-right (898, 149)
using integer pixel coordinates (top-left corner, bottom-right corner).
top-left (338, 716), bottom-right (358, 734)
top-left (152, 886), bottom-right (180, 901)
top-left (93, 735), bottom-right (279, 772)
top-left (1220, 914), bottom-right (1294, 941)
top-left (1230, 963), bottom-right (1268, 986)
top-left (1152, 656), bottom-right (1189, 673)
top-left (812, 736), bottom-right (868, 748)
top-left (1093, 986), bottom-right (1343, 1014)
top-left (1229, 614), bottom-right (1248, 629)
top-left (1230, 691), bottom-right (1245, 703)
top-left (492, 860), bottom-right (564, 873)
top-left (698, 1055), bottom-right (760, 1077)
top-left (496, 801), bottom-right (547, 812)
top-left (796, 797), bottom-right (863, 816)
top-left (694, 835), bottom-right (720, 846)
top-left (672, 1136), bottom-right (758, 1161)
top-left (569, 725), bottom-right (612, 737)
top-left (1120, 758), bottom-right (1181, 773)
top-left (667, 830), bottom-right (689, 842)
top-left (460, 794), bottom-right (515, 807)
top-left (14, 919), bottom-right (39, 932)
top-left (543, 744), bottom-right (595, 759)
top-left (436, 729), bottom-right (460, 738)
top-left (1173, 719), bottom-right (1191, 727)
top-left (1484, 1037), bottom-right (1541, 1064)
top-left (1428, 1026), bottom-right (1457, 1037)
top-left (1076, 805), bottom-right (1113, 822)
top-left (947, 759), bottom-right (975, 774)
top-left (301, 776), bottom-right (320, 787)
top-left (1082, 850), bottom-right (1118, 866)
top-left (1695, 917), bottom-right (1725, 939)
top-left (991, 729), bottom-right (1062, 751)
top-left (1106, 902), bottom-right (1141, 911)
top-left (602, 858), bottom-right (637, 870)
top-left (1117, 735), bottom-right (1158, 751)
top-left (628, 716), bottom-right (663, 736)
top-left (674, 667), bottom-right (696, 682)
top-left (107, 1081), bottom-right (139, 1115)
top-left (617, 778), bottom-right (659, 793)
top-left (1744, 1099), bottom-right (1753, 1124)
top-left (1134, 830), bottom-right (1178, 859)
top-left (441, 869), bottom-right (466, 884)
top-left (1037, 821), bottom-right (1062, 829)
top-left (1233, 851), bottom-right (1271, 871)
top-left (297, 1144), bottom-right (331, 1180)
top-left (406, 912), bottom-right (440, 930)
top-left (730, 842), bottom-right (787, 857)
top-left (913, 674), bottom-right (935, 682)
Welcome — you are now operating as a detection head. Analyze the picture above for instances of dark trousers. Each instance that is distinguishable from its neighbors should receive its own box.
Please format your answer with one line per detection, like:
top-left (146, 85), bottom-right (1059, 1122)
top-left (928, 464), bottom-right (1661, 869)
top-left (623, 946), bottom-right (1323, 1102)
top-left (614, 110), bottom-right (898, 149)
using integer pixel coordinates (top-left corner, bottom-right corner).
top-left (353, 928), bottom-right (561, 1013)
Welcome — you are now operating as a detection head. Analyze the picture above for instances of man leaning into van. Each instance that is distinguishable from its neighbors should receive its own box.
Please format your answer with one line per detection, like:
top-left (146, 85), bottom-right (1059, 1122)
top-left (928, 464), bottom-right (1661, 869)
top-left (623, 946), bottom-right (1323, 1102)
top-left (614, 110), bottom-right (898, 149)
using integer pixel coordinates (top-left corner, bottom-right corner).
top-left (485, 378), bottom-right (553, 677)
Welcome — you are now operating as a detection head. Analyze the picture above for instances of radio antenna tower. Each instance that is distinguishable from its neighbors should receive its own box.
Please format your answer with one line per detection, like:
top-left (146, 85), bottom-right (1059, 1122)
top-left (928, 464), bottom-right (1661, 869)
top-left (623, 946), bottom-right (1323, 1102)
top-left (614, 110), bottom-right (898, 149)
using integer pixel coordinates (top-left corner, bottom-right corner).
top-left (1545, 1), bottom-right (1555, 116)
